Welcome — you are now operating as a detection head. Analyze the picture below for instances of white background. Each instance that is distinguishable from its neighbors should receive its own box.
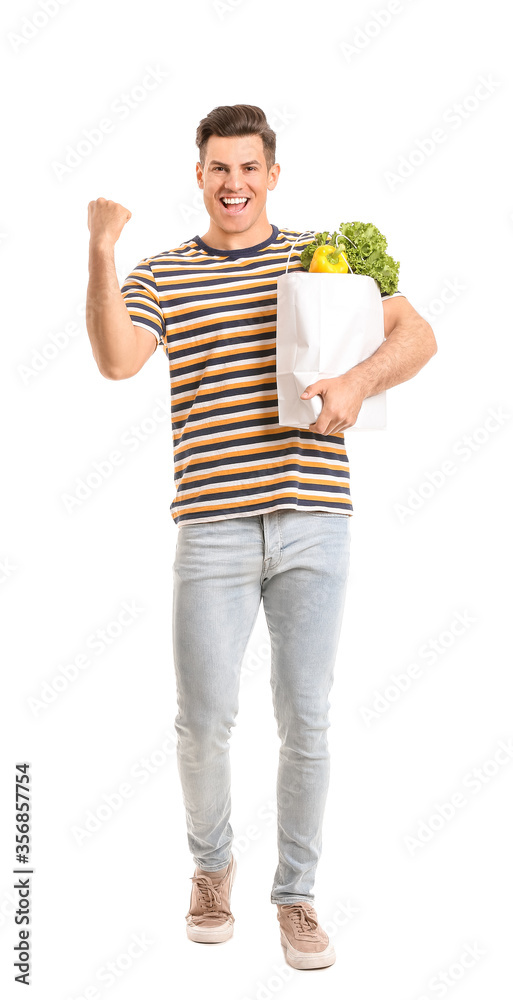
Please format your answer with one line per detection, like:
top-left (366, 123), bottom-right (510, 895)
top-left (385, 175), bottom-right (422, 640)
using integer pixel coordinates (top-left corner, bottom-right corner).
top-left (1, 0), bottom-right (512, 997)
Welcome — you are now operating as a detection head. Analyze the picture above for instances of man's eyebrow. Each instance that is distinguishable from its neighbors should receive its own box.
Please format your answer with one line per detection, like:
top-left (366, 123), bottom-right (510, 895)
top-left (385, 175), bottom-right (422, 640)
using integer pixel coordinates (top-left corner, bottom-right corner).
top-left (208, 159), bottom-right (261, 167)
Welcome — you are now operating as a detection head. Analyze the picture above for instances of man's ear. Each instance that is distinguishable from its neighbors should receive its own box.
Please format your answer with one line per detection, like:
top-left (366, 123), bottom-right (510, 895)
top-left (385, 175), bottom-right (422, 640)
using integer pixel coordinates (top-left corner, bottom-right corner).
top-left (196, 161), bottom-right (204, 189)
top-left (268, 163), bottom-right (280, 190)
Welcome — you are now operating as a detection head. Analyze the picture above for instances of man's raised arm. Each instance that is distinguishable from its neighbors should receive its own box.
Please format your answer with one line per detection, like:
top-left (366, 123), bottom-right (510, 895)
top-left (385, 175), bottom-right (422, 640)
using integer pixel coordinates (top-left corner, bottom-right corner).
top-left (86, 197), bottom-right (158, 380)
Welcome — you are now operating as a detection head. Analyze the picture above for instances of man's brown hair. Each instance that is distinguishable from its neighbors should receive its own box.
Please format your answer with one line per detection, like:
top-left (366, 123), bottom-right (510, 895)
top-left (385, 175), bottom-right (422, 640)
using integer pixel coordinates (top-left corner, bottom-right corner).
top-left (196, 104), bottom-right (276, 173)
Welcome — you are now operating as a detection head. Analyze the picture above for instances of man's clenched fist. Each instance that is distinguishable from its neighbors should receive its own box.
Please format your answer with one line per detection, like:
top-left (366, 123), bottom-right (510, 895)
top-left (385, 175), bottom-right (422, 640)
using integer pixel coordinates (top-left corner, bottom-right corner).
top-left (87, 197), bottom-right (132, 246)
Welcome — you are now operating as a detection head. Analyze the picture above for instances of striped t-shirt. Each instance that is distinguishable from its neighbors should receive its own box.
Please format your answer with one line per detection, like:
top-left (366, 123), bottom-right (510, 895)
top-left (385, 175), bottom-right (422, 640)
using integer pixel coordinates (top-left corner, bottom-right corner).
top-left (120, 225), bottom-right (403, 527)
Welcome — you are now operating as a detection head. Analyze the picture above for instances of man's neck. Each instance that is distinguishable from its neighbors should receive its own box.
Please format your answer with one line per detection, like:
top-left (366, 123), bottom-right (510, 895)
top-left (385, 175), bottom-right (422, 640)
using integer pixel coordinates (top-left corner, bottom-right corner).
top-left (198, 219), bottom-right (273, 251)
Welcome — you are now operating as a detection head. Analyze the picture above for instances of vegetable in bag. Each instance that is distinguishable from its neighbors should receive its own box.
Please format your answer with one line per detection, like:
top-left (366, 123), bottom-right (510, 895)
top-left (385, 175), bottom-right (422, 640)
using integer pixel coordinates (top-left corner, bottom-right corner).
top-left (300, 221), bottom-right (400, 295)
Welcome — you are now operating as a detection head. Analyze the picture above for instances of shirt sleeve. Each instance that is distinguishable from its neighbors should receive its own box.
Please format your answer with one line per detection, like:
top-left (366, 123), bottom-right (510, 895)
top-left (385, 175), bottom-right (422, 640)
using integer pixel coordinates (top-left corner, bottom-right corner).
top-left (120, 259), bottom-right (166, 347)
top-left (381, 289), bottom-right (405, 300)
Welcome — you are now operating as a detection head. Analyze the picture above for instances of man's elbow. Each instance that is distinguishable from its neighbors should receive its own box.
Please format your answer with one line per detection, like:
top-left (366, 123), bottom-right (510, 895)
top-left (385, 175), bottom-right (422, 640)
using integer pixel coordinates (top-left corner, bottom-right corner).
top-left (423, 320), bottom-right (438, 358)
top-left (98, 362), bottom-right (137, 380)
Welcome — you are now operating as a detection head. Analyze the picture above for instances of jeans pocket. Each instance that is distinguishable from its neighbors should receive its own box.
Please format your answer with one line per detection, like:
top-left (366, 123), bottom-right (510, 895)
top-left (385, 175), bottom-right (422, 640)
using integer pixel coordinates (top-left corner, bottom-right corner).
top-left (308, 511), bottom-right (348, 517)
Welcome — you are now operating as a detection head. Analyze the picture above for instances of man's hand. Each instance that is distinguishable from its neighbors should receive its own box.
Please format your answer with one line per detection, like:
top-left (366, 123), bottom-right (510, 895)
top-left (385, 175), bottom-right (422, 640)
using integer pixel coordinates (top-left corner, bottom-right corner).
top-left (87, 197), bottom-right (132, 247)
top-left (300, 373), bottom-right (366, 435)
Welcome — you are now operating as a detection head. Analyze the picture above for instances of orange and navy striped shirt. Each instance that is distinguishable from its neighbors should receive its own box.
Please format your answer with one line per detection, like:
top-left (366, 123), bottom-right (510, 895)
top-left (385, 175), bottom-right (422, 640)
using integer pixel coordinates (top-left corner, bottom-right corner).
top-left (120, 225), bottom-right (403, 527)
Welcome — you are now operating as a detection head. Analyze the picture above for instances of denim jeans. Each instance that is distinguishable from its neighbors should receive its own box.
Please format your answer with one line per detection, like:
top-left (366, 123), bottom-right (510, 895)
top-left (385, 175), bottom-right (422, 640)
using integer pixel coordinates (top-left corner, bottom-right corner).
top-left (172, 508), bottom-right (351, 905)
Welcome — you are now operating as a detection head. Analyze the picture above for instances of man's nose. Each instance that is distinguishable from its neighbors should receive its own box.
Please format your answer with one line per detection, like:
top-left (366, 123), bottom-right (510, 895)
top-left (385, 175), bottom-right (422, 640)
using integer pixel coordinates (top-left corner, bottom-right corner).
top-left (225, 172), bottom-right (245, 190)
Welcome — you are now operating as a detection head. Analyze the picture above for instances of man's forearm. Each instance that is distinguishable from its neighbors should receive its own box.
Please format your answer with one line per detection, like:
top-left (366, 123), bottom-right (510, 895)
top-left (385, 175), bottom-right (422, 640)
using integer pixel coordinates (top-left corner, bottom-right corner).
top-left (344, 315), bottom-right (437, 399)
top-left (86, 239), bottom-right (139, 379)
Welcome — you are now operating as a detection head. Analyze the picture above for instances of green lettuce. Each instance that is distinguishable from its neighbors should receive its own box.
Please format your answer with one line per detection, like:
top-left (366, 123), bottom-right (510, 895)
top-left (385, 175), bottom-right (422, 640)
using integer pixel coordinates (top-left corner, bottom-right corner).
top-left (300, 221), bottom-right (400, 295)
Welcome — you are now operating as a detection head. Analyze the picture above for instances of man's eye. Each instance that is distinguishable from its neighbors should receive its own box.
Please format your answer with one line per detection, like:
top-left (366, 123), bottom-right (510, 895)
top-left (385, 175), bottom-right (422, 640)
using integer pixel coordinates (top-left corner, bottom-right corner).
top-left (213, 166), bottom-right (256, 171)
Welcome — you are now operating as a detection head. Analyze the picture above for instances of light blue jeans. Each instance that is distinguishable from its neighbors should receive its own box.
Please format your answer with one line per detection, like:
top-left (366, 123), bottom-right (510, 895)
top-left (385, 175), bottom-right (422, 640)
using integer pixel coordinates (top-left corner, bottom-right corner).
top-left (172, 508), bottom-right (351, 905)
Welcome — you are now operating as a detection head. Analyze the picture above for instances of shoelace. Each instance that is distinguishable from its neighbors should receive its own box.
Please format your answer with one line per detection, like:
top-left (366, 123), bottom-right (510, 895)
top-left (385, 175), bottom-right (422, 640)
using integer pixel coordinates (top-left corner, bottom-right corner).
top-left (281, 904), bottom-right (319, 936)
top-left (190, 875), bottom-right (222, 909)
top-left (190, 874), bottom-right (231, 924)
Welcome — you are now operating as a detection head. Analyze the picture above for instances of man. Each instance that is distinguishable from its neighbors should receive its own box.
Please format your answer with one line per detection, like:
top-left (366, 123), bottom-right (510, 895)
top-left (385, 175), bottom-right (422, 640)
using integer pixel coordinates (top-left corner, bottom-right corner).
top-left (86, 104), bottom-right (437, 971)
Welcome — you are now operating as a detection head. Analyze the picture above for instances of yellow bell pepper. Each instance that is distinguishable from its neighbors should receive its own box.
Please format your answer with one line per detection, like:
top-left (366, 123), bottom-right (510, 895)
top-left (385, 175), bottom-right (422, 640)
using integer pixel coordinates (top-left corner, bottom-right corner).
top-left (309, 244), bottom-right (349, 273)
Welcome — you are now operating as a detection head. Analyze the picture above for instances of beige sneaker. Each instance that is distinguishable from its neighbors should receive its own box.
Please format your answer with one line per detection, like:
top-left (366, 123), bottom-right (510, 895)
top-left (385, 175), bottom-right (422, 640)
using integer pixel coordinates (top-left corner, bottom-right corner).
top-left (185, 854), bottom-right (237, 943)
top-left (277, 902), bottom-right (336, 969)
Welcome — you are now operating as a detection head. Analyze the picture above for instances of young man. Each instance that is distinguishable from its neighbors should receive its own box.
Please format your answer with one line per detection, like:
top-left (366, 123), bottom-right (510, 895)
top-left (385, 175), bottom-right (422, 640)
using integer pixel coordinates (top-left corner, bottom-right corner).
top-left (86, 104), bottom-right (437, 970)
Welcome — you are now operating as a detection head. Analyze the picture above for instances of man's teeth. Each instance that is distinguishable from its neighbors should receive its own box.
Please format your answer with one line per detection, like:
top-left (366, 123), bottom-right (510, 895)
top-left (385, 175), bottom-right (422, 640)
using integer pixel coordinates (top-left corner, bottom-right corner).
top-left (222, 198), bottom-right (248, 204)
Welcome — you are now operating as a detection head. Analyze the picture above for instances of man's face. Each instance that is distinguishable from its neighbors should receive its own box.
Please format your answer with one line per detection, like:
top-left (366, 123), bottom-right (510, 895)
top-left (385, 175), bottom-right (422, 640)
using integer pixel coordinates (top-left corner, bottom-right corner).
top-left (196, 134), bottom-right (280, 235)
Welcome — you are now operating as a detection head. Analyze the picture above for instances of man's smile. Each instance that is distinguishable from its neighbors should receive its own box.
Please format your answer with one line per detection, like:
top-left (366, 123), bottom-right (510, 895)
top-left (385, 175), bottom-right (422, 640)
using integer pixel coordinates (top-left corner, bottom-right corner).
top-left (219, 196), bottom-right (250, 215)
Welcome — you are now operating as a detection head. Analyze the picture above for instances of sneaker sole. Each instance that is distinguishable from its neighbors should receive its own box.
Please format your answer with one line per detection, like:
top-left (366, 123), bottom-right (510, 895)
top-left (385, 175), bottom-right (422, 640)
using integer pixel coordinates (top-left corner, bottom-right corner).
top-left (280, 929), bottom-right (336, 970)
top-left (186, 855), bottom-right (237, 944)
